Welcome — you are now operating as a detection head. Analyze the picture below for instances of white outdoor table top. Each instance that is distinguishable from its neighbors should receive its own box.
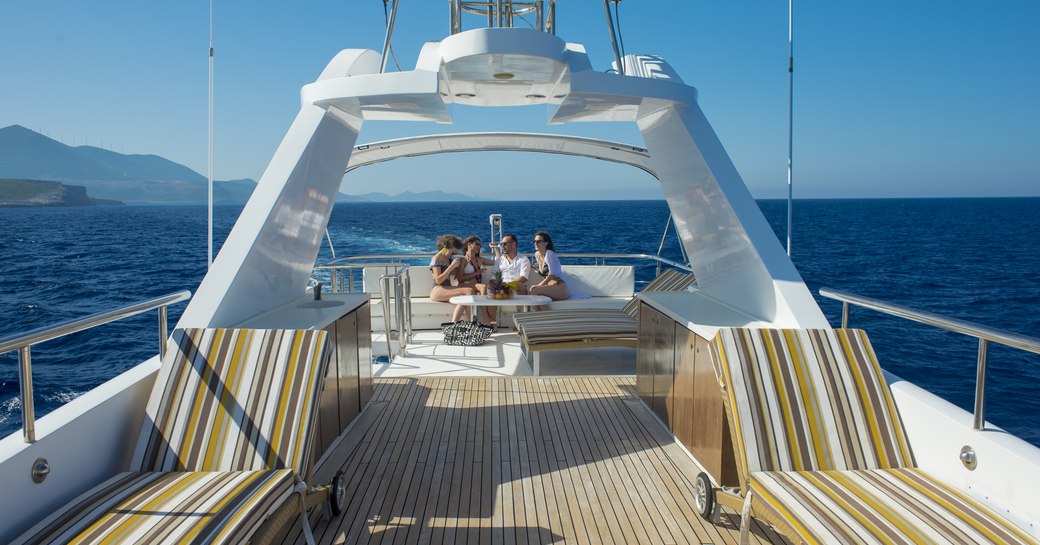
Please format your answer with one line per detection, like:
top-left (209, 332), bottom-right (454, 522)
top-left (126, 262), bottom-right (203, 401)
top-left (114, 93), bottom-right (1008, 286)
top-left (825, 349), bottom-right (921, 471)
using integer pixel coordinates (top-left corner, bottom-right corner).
top-left (449, 294), bottom-right (552, 307)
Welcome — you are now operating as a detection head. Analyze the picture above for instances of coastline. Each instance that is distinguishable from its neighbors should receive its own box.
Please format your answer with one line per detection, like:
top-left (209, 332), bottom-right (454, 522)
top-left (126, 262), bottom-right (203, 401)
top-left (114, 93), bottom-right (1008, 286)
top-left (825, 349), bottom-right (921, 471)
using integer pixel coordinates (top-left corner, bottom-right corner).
top-left (0, 179), bottom-right (123, 207)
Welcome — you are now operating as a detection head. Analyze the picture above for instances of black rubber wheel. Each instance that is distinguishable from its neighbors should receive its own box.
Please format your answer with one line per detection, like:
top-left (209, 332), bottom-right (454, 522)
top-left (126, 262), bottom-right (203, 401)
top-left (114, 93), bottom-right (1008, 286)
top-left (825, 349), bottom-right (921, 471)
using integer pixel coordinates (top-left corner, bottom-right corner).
top-left (329, 470), bottom-right (347, 517)
top-left (694, 472), bottom-right (715, 521)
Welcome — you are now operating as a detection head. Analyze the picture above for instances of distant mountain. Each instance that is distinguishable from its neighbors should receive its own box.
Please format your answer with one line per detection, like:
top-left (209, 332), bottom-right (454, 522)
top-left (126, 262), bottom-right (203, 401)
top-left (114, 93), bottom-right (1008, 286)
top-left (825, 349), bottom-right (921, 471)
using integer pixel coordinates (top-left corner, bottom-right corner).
top-left (1, 125), bottom-right (480, 204)
top-left (0, 125), bottom-right (252, 204)
top-left (352, 190), bottom-right (474, 202)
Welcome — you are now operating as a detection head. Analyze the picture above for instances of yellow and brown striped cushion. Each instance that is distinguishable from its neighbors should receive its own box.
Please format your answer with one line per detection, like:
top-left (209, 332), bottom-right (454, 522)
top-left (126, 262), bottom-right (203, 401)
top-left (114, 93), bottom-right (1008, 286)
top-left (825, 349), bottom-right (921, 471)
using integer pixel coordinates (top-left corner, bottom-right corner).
top-left (712, 328), bottom-right (915, 476)
top-left (513, 269), bottom-right (695, 346)
top-left (751, 468), bottom-right (1038, 545)
top-left (13, 470), bottom-right (293, 545)
top-left (620, 269), bottom-right (696, 318)
top-left (513, 308), bottom-right (639, 345)
top-left (133, 328), bottom-right (331, 473)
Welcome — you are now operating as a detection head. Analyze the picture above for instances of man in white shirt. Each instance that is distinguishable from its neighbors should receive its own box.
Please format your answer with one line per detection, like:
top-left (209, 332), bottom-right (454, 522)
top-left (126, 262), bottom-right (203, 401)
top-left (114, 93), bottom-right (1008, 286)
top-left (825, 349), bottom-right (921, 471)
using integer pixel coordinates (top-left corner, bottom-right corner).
top-left (492, 234), bottom-right (531, 294)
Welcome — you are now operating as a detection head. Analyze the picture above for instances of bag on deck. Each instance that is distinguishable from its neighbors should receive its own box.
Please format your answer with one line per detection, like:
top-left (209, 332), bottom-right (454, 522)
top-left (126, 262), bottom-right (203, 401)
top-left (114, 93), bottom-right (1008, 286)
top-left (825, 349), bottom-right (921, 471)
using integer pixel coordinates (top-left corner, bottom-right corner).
top-left (441, 320), bottom-right (493, 346)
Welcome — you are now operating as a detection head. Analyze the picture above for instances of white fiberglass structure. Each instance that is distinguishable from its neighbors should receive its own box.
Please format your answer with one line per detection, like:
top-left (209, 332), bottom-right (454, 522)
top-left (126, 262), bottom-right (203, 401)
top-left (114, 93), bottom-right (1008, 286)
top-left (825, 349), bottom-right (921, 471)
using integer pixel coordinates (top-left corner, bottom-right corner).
top-left (177, 27), bottom-right (827, 331)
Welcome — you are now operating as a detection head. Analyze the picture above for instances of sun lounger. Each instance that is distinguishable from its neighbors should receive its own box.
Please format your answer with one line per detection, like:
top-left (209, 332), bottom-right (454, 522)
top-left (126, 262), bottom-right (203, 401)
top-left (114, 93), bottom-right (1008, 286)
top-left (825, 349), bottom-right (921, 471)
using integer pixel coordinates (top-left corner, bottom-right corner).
top-left (13, 328), bottom-right (342, 545)
top-left (707, 327), bottom-right (1038, 545)
top-left (513, 269), bottom-right (695, 375)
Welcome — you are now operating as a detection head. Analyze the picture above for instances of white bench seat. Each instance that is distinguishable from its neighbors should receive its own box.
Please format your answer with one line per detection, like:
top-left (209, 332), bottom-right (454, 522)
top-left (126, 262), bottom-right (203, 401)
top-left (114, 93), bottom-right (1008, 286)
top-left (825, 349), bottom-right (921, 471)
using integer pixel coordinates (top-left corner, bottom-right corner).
top-left (367, 265), bottom-right (637, 331)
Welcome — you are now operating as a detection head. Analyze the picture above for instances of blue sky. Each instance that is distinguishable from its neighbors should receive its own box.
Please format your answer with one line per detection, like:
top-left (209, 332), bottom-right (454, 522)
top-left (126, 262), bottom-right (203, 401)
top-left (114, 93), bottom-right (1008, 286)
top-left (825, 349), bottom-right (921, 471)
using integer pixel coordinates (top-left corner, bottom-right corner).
top-left (1, 2), bottom-right (1037, 199)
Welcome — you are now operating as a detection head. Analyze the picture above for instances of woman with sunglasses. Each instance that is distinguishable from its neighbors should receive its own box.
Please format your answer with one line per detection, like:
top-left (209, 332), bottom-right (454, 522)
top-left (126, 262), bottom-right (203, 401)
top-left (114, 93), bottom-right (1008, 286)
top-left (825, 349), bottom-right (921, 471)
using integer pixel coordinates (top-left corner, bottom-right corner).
top-left (529, 230), bottom-right (569, 302)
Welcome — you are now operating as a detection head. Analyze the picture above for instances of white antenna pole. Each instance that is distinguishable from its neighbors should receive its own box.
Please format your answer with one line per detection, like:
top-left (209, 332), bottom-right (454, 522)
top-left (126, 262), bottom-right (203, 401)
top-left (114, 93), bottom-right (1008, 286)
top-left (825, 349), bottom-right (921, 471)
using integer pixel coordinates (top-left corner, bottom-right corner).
top-left (786, 0), bottom-right (794, 257)
top-left (207, 0), bottom-right (215, 268)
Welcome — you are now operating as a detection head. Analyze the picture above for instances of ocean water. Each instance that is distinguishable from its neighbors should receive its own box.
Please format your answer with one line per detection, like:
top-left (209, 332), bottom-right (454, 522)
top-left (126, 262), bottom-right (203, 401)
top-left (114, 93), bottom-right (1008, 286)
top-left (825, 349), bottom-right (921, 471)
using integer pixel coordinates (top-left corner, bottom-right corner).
top-left (1, 199), bottom-right (1038, 445)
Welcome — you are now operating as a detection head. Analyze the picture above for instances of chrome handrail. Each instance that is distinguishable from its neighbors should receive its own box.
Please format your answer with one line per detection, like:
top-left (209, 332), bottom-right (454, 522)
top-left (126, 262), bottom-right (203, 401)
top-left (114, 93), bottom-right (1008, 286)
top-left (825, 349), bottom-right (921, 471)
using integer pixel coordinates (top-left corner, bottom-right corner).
top-left (0, 290), bottom-right (192, 443)
top-left (318, 252), bottom-right (691, 271)
top-left (315, 253), bottom-right (692, 294)
top-left (378, 266), bottom-right (411, 358)
top-left (819, 287), bottom-right (1040, 431)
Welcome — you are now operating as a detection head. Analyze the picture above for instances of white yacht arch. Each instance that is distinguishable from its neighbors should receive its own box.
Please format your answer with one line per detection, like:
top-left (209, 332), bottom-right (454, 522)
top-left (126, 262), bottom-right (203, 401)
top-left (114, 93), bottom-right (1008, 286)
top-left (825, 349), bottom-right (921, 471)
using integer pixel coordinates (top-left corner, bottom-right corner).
top-left (345, 132), bottom-right (656, 178)
top-left (178, 29), bottom-right (828, 329)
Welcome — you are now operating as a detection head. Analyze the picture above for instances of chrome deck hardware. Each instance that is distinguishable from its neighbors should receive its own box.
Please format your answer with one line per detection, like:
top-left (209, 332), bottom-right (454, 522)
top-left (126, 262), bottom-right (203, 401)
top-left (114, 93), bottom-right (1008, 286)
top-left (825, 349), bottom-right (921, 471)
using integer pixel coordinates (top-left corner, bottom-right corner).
top-left (960, 445), bottom-right (978, 470)
top-left (31, 458), bottom-right (50, 483)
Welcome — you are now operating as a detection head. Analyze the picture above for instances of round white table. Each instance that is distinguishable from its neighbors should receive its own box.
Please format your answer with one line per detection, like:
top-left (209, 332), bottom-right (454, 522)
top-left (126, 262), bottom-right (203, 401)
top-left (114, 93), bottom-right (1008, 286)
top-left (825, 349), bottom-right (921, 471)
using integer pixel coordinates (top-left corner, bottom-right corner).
top-left (448, 294), bottom-right (552, 324)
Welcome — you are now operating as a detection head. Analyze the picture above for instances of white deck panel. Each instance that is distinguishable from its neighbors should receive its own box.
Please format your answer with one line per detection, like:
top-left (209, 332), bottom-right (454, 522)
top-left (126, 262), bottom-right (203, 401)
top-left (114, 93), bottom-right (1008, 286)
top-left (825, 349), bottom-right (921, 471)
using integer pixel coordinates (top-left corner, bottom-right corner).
top-left (373, 331), bottom-right (635, 378)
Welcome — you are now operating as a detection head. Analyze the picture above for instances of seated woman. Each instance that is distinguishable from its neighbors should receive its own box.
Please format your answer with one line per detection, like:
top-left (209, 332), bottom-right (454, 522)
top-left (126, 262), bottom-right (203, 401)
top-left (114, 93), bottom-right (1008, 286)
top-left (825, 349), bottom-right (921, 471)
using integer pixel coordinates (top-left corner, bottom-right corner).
top-left (429, 234), bottom-right (475, 322)
top-left (456, 235), bottom-right (497, 324)
top-left (529, 230), bottom-right (569, 305)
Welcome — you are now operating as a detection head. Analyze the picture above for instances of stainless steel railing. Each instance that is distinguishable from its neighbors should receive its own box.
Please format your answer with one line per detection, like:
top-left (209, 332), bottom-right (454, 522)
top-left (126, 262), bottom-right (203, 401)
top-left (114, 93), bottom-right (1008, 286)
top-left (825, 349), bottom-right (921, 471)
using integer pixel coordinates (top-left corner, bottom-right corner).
top-left (0, 290), bottom-right (192, 443)
top-left (379, 266), bottom-right (412, 357)
top-left (819, 287), bottom-right (1040, 431)
top-left (315, 252), bottom-right (692, 293)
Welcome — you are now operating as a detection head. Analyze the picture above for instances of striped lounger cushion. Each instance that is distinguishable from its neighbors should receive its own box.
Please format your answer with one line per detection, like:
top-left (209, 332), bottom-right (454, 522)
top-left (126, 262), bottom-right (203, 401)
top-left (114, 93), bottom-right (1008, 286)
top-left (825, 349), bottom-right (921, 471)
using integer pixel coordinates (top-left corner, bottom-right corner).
top-left (13, 328), bottom-right (331, 545)
top-left (513, 269), bottom-right (695, 347)
top-left (713, 328), bottom-right (1038, 545)
top-left (751, 468), bottom-right (1038, 545)
top-left (713, 328), bottom-right (915, 474)
top-left (13, 470), bottom-right (294, 545)
top-left (134, 328), bottom-right (330, 473)
top-left (513, 308), bottom-right (639, 346)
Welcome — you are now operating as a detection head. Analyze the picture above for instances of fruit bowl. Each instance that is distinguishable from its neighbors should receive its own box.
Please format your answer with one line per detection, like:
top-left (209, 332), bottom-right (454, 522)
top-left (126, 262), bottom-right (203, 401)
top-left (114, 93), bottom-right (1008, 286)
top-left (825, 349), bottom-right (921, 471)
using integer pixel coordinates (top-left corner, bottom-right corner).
top-left (487, 277), bottom-right (518, 300)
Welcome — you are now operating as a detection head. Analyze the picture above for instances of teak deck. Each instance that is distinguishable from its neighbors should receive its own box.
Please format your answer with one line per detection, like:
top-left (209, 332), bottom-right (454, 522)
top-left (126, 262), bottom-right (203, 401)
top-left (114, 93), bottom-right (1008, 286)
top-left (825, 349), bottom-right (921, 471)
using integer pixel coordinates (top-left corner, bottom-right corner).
top-left (279, 377), bottom-right (791, 545)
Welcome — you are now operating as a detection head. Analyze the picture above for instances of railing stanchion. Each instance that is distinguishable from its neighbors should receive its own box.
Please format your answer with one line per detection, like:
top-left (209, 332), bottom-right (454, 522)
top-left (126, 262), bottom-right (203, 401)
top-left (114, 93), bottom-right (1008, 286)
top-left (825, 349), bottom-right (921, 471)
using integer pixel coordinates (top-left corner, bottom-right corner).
top-left (974, 339), bottom-right (988, 431)
top-left (403, 273), bottom-right (413, 344)
top-left (841, 301), bottom-right (849, 329)
top-left (381, 276), bottom-right (394, 359)
top-left (395, 276), bottom-right (407, 356)
top-left (158, 305), bottom-right (168, 359)
top-left (19, 347), bottom-right (35, 443)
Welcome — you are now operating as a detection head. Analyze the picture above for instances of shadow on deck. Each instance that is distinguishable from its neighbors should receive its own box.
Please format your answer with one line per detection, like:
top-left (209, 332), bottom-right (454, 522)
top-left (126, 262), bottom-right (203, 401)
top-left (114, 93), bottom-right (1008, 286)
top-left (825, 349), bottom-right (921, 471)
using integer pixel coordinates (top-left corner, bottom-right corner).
top-left (276, 377), bottom-right (790, 545)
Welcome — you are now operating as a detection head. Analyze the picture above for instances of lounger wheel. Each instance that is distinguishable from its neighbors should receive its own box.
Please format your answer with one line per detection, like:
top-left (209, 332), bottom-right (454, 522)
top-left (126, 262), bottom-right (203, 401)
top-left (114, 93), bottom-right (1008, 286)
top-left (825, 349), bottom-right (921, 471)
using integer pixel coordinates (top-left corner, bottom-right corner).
top-left (694, 472), bottom-right (715, 521)
top-left (329, 470), bottom-right (347, 517)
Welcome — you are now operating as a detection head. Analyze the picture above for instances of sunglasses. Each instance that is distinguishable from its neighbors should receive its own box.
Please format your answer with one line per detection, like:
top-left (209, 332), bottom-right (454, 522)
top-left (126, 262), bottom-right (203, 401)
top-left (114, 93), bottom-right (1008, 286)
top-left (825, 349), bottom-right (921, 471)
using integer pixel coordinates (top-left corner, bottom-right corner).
top-left (533, 239), bottom-right (546, 244)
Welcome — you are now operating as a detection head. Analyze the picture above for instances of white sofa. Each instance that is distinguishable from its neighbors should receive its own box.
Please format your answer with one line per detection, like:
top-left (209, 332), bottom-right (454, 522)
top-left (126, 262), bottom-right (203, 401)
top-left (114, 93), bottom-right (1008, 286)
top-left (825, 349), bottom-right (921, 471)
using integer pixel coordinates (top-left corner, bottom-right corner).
top-left (366, 264), bottom-right (634, 331)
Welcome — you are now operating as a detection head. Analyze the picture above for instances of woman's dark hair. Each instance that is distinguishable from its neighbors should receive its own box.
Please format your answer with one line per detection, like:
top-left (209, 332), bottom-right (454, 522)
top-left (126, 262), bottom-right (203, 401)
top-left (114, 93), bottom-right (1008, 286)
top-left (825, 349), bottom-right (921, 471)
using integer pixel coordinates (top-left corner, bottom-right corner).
top-left (436, 234), bottom-right (463, 251)
top-left (535, 230), bottom-right (555, 251)
top-left (463, 235), bottom-right (482, 256)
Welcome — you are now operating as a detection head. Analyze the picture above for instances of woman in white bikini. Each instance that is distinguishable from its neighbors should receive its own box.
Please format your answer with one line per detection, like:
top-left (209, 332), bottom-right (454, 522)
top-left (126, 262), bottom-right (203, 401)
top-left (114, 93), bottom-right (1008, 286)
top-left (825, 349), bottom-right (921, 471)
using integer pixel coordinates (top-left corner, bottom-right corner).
top-left (455, 235), bottom-right (497, 324)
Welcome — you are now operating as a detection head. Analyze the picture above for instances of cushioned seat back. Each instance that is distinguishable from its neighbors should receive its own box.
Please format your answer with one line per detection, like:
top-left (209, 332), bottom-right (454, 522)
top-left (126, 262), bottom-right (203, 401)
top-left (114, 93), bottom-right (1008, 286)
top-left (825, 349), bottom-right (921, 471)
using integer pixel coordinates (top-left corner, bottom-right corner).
top-left (712, 328), bottom-right (915, 478)
top-left (621, 269), bottom-right (696, 318)
top-left (133, 328), bottom-right (331, 473)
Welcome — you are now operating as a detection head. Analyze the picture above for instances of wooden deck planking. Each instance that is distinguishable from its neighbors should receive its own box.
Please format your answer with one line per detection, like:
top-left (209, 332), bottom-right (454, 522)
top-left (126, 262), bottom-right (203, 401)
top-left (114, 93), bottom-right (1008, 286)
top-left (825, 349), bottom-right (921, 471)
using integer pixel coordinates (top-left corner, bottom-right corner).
top-left (281, 377), bottom-right (790, 545)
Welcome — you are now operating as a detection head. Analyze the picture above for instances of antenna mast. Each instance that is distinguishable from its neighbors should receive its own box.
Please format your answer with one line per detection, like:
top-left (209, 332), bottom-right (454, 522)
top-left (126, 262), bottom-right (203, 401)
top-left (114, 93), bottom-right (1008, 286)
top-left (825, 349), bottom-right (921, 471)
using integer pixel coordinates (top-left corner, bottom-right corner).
top-left (786, 0), bottom-right (794, 256)
top-left (207, 0), bottom-right (215, 268)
